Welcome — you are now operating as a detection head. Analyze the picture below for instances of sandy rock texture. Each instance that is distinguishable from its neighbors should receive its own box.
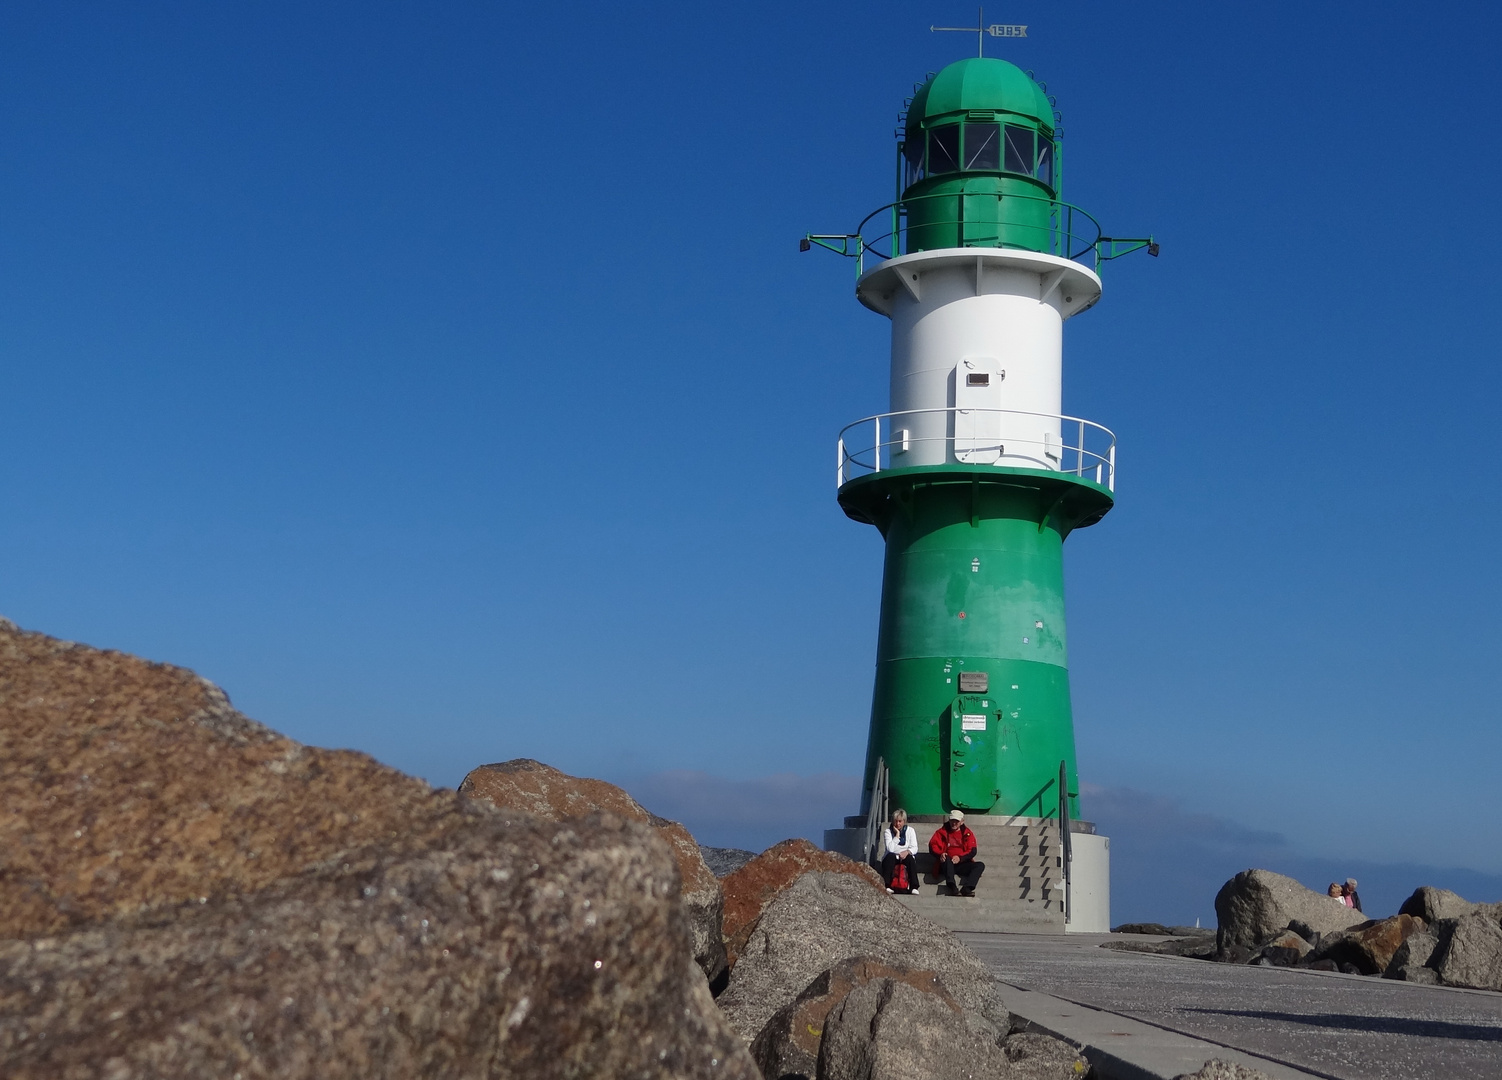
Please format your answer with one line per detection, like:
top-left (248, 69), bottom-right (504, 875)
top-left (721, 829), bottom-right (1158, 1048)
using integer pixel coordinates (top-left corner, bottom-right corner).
top-left (0, 618), bottom-right (448, 939)
top-left (717, 871), bottom-right (1010, 1045)
top-left (720, 838), bottom-right (883, 966)
top-left (459, 758), bottom-right (727, 988)
top-left (0, 808), bottom-right (755, 1080)
top-left (817, 977), bottom-right (1012, 1080)
top-left (751, 957), bottom-right (961, 1080)
top-left (1214, 869), bottom-right (1367, 956)
top-left (0, 618), bottom-right (757, 1080)
top-left (1173, 1062), bottom-right (1276, 1080)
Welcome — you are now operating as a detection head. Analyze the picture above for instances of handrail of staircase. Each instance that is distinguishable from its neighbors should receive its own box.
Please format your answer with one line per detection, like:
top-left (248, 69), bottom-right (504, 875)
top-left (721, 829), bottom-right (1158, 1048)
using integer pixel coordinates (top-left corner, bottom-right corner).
top-left (862, 758), bottom-right (890, 867)
top-left (1059, 759), bottom-right (1074, 925)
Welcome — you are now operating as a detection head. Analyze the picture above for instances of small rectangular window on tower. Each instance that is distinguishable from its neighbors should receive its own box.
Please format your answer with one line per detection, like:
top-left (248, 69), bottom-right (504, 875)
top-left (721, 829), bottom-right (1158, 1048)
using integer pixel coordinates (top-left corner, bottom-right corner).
top-left (966, 372), bottom-right (990, 387)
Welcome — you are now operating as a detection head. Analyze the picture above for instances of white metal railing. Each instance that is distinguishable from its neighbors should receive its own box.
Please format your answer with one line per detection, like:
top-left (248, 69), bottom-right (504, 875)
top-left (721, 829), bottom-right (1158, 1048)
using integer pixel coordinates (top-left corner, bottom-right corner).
top-left (836, 407), bottom-right (1116, 491)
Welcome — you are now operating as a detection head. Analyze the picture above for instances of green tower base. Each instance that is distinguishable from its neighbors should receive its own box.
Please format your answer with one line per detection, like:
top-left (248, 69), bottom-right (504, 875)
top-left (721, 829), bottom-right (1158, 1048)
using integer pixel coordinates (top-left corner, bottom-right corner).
top-left (839, 464), bottom-right (1112, 821)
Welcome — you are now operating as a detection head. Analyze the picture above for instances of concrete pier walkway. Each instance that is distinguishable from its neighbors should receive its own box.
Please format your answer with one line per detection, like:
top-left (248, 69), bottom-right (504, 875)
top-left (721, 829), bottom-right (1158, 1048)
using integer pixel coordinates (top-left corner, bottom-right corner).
top-left (961, 933), bottom-right (1502, 1080)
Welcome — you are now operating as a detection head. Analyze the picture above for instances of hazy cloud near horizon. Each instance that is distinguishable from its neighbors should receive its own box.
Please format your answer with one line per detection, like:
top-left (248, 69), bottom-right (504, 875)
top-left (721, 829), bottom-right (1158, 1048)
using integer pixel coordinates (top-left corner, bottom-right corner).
top-left (614, 771), bottom-right (1502, 925)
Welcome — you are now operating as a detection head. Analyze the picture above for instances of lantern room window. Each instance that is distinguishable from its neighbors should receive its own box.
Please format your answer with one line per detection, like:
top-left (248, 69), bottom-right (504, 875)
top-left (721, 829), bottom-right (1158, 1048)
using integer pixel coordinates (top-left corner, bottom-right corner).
top-left (962, 123), bottom-right (1000, 170)
top-left (929, 125), bottom-right (960, 174)
top-left (1003, 125), bottom-right (1034, 176)
top-left (1035, 136), bottom-right (1055, 188)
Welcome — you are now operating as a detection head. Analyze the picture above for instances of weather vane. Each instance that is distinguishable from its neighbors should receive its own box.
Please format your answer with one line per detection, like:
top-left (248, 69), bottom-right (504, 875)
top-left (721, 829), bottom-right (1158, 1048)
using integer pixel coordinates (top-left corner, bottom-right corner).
top-left (931, 7), bottom-right (1027, 57)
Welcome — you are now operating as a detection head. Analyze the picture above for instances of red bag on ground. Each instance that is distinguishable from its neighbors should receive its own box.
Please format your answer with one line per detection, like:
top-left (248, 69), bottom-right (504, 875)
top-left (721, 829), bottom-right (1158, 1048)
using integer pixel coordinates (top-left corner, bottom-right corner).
top-left (892, 861), bottom-right (909, 892)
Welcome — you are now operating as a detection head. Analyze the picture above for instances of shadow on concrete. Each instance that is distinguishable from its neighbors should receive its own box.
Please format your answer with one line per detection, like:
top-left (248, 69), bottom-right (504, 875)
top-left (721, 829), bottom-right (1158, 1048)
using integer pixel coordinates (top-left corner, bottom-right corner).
top-left (1184, 1009), bottom-right (1502, 1042)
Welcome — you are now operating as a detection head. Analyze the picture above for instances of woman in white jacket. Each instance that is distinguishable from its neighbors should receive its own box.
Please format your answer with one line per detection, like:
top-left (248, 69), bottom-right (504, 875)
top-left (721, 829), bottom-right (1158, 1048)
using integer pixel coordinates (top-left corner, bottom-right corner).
top-left (879, 809), bottom-right (920, 894)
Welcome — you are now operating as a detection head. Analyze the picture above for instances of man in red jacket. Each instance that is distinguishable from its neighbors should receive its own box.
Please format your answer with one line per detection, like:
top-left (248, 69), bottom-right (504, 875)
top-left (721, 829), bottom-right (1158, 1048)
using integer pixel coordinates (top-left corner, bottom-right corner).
top-left (928, 810), bottom-right (985, 896)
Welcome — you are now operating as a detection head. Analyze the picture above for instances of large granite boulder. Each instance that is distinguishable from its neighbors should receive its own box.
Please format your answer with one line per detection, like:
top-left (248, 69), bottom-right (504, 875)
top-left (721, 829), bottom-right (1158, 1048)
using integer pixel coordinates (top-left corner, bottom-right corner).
top-left (1310, 914), bottom-right (1426, 975)
top-left (0, 618), bottom-right (453, 939)
top-left (1214, 869), bottom-right (1367, 956)
top-left (0, 618), bottom-right (758, 1079)
top-left (1431, 910), bottom-right (1502, 991)
top-left (817, 977), bottom-right (1012, 1080)
top-left (0, 806), bottom-right (756, 1079)
top-left (721, 838), bottom-right (884, 965)
top-left (459, 758), bottom-right (728, 989)
top-left (717, 871), bottom-right (1010, 1044)
top-left (1398, 886), bottom-right (1475, 923)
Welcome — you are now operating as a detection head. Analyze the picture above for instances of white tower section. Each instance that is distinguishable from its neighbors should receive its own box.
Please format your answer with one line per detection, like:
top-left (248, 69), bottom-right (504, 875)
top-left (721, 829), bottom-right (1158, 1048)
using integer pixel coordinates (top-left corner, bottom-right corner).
top-left (856, 248), bottom-right (1102, 472)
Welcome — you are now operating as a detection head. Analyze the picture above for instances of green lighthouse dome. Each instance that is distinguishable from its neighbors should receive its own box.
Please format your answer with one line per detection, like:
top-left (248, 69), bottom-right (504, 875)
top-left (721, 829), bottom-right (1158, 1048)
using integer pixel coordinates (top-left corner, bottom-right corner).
top-left (905, 57), bottom-right (1055, 143)
top-left (899, 58), bottom-right (1062, 255)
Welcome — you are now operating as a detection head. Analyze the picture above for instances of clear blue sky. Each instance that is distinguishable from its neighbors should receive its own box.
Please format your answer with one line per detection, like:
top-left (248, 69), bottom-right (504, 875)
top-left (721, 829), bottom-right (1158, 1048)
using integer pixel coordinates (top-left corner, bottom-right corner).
top-left (4, 1), bottom-right (1500, 922)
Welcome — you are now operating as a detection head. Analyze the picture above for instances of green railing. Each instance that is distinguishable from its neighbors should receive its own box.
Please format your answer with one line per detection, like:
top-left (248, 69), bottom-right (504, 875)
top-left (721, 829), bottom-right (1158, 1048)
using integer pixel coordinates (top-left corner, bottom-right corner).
top-left (802, 191), bottom-right (1155, 278)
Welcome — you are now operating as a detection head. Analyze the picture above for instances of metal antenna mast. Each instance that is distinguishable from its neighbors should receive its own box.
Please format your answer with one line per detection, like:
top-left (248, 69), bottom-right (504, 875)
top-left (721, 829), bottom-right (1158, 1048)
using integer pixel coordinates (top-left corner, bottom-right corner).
top-left (930, 7), bottom-right (1028, 57)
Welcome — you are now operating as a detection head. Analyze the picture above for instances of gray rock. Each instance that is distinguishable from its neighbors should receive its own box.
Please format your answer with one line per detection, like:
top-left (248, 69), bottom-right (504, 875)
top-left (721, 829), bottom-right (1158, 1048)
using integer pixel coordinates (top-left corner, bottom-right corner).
top-left (0, 807), bottom-right (758, 1080)
top-left (1384, 926), bottom-right (1440, 982)
top-left (701, 845), bottom-right (759, 877)
top-left (1398, 886), bottom-right (1475, 923)
top-left (1249, 929), bottom-right (1313, 967)
top-left (1432, 910), bottom-right (1502, 990)
top-left (1214, 869), bottom-right (1367, 956)
top-left (1113, 923), bottom-right (1213, 938)
top-left (752, 958), bottom-right (966, 1080)
top-left (718, 871), bottom-right (1010, 1044)
top-left (1102, 937), bottom-right (1216, 959)
top-left (1173, 1061), bottom-right (1277, 1080)
top-left (816, 978), bottom-right (1011, 1080)
top-left (1001, 1031), bottom-right (1091, 1079)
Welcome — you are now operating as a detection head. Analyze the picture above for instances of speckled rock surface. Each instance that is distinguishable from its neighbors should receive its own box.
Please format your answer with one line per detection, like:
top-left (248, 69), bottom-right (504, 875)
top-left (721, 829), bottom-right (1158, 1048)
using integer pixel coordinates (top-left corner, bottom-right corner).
top-left (816, 978), bottom-right (1012, 1080)
top-left (0, 618), bottom-right (451, 940)
top-left (0, 618), bottom-right (757, 1079)
top-left (750, 957), bottom-right (960, 1080)
top-left (717, 871), bottom-right (1009, 1044)
top-left (0, 806), bottom-right (757, 1080)
top-left (1214, 869), bottom-right (1367, 955)
top-left (1432, 910), bottom-right (1502, 991)
top-left (1172, 1061), bottom-right (1275, 1080)
top-left (459, 758), bottom-right (727, 988)
top-left (720, 838), bottom-right (883, 966)
top-left (1398, 886), bottom-right (1476, 924)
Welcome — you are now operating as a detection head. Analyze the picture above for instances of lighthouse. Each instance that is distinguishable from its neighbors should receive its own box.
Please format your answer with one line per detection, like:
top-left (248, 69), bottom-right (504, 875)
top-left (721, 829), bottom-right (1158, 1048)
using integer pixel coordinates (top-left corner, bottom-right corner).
top-left (815, 54), bottom-right (1153, 932)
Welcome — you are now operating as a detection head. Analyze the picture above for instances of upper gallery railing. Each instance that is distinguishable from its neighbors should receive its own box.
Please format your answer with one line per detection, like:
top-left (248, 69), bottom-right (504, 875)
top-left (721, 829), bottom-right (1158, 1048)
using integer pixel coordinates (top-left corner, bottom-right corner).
top-left (837, 407), bottom-right (1116, 491)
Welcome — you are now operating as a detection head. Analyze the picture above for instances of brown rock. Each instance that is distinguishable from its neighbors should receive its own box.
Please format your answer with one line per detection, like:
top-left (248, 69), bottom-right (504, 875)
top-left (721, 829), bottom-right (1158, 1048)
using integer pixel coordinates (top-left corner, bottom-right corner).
top-left (720, 838), bottom-right (883, 965)
top-left (751, 957), bottom-right (958, 1080)
top-left (0, 618), bottom-right (757, 1079)
top-left (0, 618), bottom-right (453, 940)
top-left (459, 758), bottom-right (727, 988)
top-left (817, 978), bottom-right (1012, 1080)
top-left (1312, 915), bottom-right (1426, 975)
top-left (0, 805), bottom-right (759, 1080)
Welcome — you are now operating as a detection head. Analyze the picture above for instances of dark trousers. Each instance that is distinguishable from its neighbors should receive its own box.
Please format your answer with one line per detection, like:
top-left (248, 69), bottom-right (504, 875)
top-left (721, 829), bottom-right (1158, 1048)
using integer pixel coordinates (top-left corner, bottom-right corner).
top-left (880, 852), bottom-right (917, 892)
top-left (938, 857), bottom-right (984, 894)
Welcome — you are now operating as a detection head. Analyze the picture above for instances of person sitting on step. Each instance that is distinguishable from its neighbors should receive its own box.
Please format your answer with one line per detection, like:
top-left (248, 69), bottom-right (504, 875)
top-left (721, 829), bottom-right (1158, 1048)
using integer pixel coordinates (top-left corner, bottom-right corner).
top-left (928, 810), bottom-right (985, 897)
top-left (878, 808), bottom-right (920, 895)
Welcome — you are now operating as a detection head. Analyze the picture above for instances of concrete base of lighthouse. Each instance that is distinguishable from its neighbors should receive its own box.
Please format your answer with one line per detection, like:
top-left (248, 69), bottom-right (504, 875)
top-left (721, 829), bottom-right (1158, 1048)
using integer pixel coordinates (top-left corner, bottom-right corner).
top-left (824, 814), bottom-right (1110, 933)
